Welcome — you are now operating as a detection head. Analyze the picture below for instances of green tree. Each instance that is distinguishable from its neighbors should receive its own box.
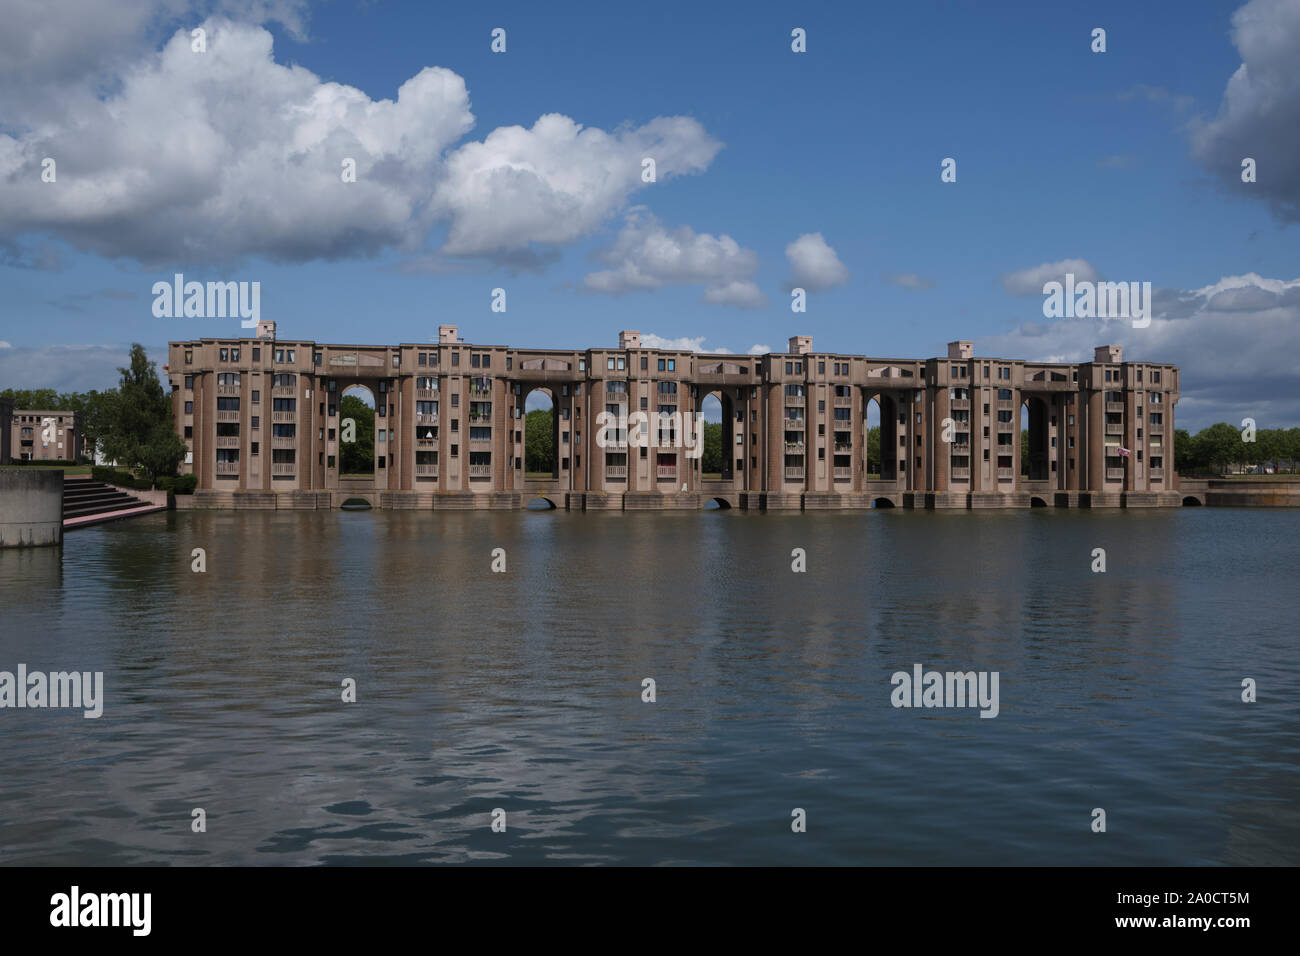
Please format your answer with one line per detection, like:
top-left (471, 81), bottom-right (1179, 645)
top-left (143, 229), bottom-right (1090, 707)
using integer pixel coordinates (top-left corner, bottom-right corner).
top-left (1173, 428), bottom-right (1195, 474)
top-left (59, 389), bottom-right (115, 463)
top-left (339, 393), bottom-right (375, 474)
top-left (1198, 422), bottom-right (1243, 474)
top-left (1020, 429), bottom-right (1029, 475)
top-left (866, 425), bottom-right (880, 476)
top-left (701, 421), bottom-right (722, 475)
top-left (0, 387), bottom-right (59, 409)
top-left (524, 408), bottom-right (554, 474)
top-left (101, 344), bottom-right (186, 480)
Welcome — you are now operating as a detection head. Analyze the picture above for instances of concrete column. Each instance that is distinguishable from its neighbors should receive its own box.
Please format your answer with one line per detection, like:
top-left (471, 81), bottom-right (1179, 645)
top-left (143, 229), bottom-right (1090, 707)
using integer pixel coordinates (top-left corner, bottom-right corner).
top-left (0, 471), bottom-right (62, 547)
top-left (933, 385), bottom-right (950, 492)
top-left (1086, 389), bottom-right (1104, 492)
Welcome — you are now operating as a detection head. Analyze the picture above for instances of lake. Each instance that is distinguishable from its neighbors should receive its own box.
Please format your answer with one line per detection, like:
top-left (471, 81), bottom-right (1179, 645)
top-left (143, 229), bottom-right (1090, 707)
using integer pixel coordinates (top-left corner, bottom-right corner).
top-left (1, 507), bottom-right (1296, 865)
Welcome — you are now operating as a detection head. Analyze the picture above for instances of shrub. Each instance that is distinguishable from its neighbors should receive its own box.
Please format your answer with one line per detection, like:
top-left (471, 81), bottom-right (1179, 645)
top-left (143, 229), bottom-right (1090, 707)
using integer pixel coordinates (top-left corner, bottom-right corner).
top-left (132, 478), bottom-right (153, 490)
top-left (172, 474), bottom-right (198, 494)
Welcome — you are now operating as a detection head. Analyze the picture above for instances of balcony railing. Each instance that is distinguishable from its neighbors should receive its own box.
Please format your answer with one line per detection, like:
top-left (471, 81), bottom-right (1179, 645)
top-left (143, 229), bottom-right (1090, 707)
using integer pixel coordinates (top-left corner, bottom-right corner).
top-left (415, 464), bottom-right (438, 476)
top-left (656, 466), bottom-right (677, 480)
top-left (1106, 402), bottom-right (1125, 413)
top-left (997, 421), bottom-right (1014, 431)
top-left (215, 461), bottom-right (239, 474)
top-left (834, 395), bottom-right (851, 406)
top-left (834, 443), bottom-right (852, 453)
top-left (1106, 423), bottom-right (1124, 435)
top-left (217, 384), bottom-right (240, 396)
top-left (215, 436), bottom-right (240, 449)
top-left (469, 437), bottom-right (491, 448)
top-left (416, 388), bottom-right (438, 399)
top-left (1149, 468), bottom-right (1163, 478)
top-left (951, 467), bottom-right (971, 479)
top-left (784, 417), bottom-right (804, 428)
top-left (468, 413), bottom-right (491, 423)
top-left (950, 399), bottom-right (970, 410)
top-left (605, 465), bottom-right (627, 478)
top-left (784, 467), bottom-right (804, 480)
top-left (271, 411), bottom-right (295, 422)
top-left (997, 399), bottom-right (1013, 409)
top-left (1107, 467), bottom-right (1125, 480)
top-left (1148, 423), bottom-right (1164, 433)
top-left (833, 466), bottom-right (852, 479)
top-left (272, 463), bottom-right (295, 475)
top-left (271, 436), bottom-right (296, 448)
top-left (997, 467), bottom-right (1013, 479)
top-left (272, 386), bottom-right (295, 397)
top-left (469, 464), bottom-right (492, 476)
top-left (217, 410), bottom-right (239, 422)
top-left (784, 442), bottom-right (805, 452)
top-left (416, 413), bottom-right (438, 425)
top-left (950, 442), bottom-right (970, 453)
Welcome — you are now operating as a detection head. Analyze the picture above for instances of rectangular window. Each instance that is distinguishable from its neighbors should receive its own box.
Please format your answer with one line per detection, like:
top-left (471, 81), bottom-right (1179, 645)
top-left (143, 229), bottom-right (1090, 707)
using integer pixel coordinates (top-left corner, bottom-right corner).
top-left (184, 401), bottom-right (193, 414)
top-left (452, 353), bottom-right (460, 366)
top-left (184, 375), bottom-right (194, 389)
top-left (251, 416), bottom-right (259, 429)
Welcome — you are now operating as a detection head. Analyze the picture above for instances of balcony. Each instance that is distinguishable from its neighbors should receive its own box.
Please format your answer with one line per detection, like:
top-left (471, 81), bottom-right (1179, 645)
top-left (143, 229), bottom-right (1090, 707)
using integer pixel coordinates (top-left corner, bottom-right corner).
top-left (215, 436), bottom-right (240, 449)
top-left (1107, 467), bottom-right (1125, 480)
top-left (415, 464), bottom-right (438, 476)
top-left (1106, 423), bottom-right (1124, 435)
top-left (833, 466), bottom-right (852, 479)
top-left (997, 467), bottom-right (1013, 479)
top-left (217, 384), bottom-right (240, 396)
top-left (1106, 402), bottom-right (1125, 413)
top-left (469, 437), bottom-right (491, 448)
top-left (217, 410), bottom-right (239, 422)
top-left (1148, 423), bottom-right (1164, 434)
top-left (468, 413), bottom-right (491, 423)
top-left (996, 421), bottom-right (1014, 431)
top-left (605, 465), bottom-right (627, 478)
top-left (272, 411), bottom-right (295, 422)
top-left (784, 417), bottom-right (804, 429)
top-left (416, 388), bottom-right (438, 399)
top-left (1149, 468), bottom-right (1163, 478)
top-left (784, 467), bottom-right (805, 480)
top-left (834, 394), bottom-right (852, 406)
top-left (272, 463), bottom-right (295, 475)
top-left (834, 443), bottom-right (852, 453)
top-left (784, 442), bottom-right (805, 452)
top-left (656, 466), bottom-right (677, 480)
top-left (951, 467), bottom-right (971, 479)
top-left (469, 464), bottom-right (492, 477)
top-left (272, 386), bottom-right (295, 398)
top-left (997, 399), bottom-right (1013, 410)
top-left (215, 461), bottom-right (239, 474)
top-left (468, 386), bottom-right (492, 397)
top-left (950, 441), bottom-right (970, 453)
top-left (950, 399), bottom-right (970, 410)
top-left (271, 436), bottom-right (296, 448)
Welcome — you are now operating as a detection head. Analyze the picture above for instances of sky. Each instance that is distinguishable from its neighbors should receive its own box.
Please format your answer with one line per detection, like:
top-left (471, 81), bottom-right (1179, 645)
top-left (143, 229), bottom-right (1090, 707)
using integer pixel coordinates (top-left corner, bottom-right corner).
top-left (1, 0), bottom-right (1298, 430)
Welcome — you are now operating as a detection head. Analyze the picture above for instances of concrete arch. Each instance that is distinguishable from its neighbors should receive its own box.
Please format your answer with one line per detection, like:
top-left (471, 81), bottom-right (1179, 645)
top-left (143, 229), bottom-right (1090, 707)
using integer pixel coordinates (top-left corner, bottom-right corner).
top-left (697, 388), bottom-right (736, 483)
top-left (862, 390), bottom-right (899, 481)
top-left (1182, 495), bottom-right (1203, 506)
top-left (1030, 496), bottom-right (1049, 507)
top-left (340, 495), bottom-right (375, 509)
top-left (872, 496), bottom-right (896, 509)
top-left (518, 384), bottom-right (560, 481)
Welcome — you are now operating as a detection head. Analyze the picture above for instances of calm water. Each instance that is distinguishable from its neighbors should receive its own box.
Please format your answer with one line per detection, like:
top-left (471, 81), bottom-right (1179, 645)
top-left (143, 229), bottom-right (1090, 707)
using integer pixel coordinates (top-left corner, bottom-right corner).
top-left (1, 506), bottom-right (1297, 866)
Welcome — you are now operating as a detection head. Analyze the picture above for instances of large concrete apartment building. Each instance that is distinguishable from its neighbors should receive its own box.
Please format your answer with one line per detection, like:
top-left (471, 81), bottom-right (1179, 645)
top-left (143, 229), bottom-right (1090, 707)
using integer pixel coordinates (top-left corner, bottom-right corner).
top-left (5, 407), bottom-right (82, 463)
top-left (166, 322), bottom-right (1181, 510)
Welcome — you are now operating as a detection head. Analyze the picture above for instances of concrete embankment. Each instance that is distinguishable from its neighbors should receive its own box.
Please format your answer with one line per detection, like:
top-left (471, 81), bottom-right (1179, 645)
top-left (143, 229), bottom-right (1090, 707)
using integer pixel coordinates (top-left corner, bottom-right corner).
top-left (0, 470), bottom-right (63, 547)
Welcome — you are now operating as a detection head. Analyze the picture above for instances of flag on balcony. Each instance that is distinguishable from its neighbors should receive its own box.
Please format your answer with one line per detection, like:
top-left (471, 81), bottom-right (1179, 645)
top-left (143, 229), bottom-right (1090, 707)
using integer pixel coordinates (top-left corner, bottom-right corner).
top-left (1118, 447), bottom-right (1131, 457)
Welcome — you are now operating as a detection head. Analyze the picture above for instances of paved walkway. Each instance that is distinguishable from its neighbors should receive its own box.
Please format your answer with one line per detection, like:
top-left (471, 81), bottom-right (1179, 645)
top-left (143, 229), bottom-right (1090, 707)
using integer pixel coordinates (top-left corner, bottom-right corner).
top-left (64, 503), bottom-right (167, 531)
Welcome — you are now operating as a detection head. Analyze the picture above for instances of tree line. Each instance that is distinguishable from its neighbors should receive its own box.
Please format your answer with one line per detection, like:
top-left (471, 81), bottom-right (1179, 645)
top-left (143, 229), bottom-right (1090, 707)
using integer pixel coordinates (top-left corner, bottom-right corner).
top-left (2, 343), bottom-right (186, 480)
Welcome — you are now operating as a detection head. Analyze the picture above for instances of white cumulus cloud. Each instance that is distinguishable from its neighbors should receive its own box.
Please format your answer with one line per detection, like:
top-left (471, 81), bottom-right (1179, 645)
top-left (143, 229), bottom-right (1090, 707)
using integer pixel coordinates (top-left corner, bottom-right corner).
top-left (1000, 258), bottom-right (1101, 296)
top-left (582, 211), bottom-right (766, 308)
top-left (784, 233), bottom-right (849, 292)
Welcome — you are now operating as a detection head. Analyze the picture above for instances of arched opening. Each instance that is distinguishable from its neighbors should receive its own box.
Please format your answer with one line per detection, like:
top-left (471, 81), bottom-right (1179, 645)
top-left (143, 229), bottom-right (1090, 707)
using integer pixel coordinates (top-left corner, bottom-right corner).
top-left (699, 392), bottom-right (731, 481)
top-left (1182, 496), bottom-right (1202, 507)
top-left (526, 496), bottom-right (557, 510)
top-left (872, 497), bottom-right (895, 509)
top-left (864, 393), bottom-right (897, 480)
top-left (1030, 496), bottom-right (1048, 508)
top-left (340, 497), bottom-right (372, 510)
top-left (703, 496), bottom-right (731, 510)
top-left (1021, 395), bottom-right (1050, 481)
top-left (523, 387), bottom-right (558, 480)
top-left (339, 385), bottom-right (376, 479)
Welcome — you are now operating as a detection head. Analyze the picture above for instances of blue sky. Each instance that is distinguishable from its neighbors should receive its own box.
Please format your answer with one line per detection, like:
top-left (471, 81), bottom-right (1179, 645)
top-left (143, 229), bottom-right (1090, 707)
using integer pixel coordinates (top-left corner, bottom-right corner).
top-left (1, 0), bottom-right (1298, 429)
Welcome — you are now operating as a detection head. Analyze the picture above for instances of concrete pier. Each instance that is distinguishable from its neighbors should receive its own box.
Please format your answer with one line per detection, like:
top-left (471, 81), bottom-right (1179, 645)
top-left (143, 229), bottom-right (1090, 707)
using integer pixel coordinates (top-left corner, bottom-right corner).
top-left (0, 470), bottom-right (64, 547)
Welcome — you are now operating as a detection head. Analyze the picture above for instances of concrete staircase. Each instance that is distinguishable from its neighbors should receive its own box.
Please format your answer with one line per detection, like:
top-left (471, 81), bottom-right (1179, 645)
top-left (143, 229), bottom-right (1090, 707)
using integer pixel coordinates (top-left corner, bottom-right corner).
top-left (63, 475), bottom-right (166, 529)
